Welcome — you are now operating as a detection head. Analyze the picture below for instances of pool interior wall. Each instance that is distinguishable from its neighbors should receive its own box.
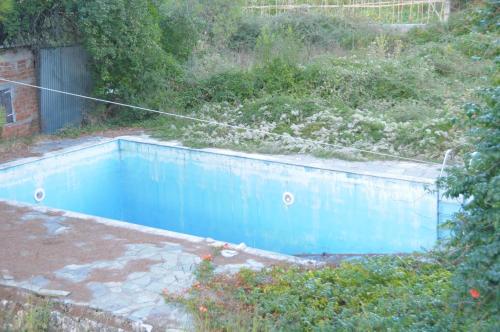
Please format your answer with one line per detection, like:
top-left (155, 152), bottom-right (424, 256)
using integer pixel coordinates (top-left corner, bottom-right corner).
top-left (0, 139), bottom-right (459, 255)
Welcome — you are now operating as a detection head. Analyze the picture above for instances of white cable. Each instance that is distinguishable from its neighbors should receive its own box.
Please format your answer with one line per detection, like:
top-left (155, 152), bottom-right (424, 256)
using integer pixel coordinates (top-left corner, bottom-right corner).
top-left (0, 77), bottom-right (441, 165)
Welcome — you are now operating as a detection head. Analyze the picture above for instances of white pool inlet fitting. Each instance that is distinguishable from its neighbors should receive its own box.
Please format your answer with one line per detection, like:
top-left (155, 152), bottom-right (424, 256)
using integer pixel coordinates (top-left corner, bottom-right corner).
top-left (282, 192), bottom-right (295, 206)
top-left (34, 188), bottom-right (45, 202)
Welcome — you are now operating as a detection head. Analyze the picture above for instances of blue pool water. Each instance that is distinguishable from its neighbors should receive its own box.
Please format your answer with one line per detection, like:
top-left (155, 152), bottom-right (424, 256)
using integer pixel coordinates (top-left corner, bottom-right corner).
top-left (0, 139), bottom-right (459, 255)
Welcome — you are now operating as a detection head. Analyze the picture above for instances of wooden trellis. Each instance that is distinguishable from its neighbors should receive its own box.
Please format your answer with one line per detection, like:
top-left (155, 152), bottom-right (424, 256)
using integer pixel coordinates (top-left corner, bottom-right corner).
top-left (244, 0), bottom-right (451, 24)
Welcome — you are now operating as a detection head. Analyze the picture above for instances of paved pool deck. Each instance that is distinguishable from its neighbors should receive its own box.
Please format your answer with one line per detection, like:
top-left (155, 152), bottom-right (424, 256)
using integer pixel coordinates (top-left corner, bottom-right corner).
top-left (0, 134), bottom-right (445, 330)
top-left (0, 201), bottom-right (293, 330)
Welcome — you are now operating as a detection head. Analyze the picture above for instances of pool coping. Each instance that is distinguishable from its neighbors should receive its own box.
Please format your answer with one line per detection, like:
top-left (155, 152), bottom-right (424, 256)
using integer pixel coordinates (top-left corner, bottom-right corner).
top-left (0, 135), bottom-right (440, 184)
top-left (0, 198), bottom-right (318, 266)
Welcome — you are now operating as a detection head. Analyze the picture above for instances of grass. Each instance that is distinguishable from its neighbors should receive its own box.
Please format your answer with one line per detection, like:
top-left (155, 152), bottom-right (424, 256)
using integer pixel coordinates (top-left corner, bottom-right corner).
top-left (22, 300), bottom-right (52, 332)
top-left (0, 297), bottom-right (52, 332)
top-left (0, 136), bottom-right (36, 162)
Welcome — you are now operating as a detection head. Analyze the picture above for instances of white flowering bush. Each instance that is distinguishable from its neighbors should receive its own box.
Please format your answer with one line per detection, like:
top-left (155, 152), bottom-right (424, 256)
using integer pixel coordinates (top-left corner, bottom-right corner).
top-left (151, 47), bottom-right (488, 161)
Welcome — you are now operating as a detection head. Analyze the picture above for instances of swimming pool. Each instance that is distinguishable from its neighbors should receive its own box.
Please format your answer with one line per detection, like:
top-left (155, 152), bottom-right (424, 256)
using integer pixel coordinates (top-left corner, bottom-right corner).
top-left (0, 137), bottom-right (459, 255)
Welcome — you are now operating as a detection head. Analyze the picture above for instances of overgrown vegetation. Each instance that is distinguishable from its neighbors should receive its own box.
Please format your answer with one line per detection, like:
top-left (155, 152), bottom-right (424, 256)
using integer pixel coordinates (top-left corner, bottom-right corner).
top-left (440, 86), bottom-right (499, 323)
top-left (1, 1), bottom-right (497, 161)
top-left (173, 254), bottom-right (498, 331)
top-left (176, 87), bottom-right (499, 331)
top-left (158, 2), bottom-right (497, 331)
top-left (22, 300), bottom-right (52, 332)
top-left (0, 1), bottom-right (498, 330)
top-left (0, 297), bottom-right (52, 332)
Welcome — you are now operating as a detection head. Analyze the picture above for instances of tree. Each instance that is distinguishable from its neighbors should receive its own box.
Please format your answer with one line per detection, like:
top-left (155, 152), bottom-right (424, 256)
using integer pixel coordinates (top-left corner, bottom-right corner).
top-left (0, 0), bottom-right (13, 22)
top-left (3, 0), bottom-right (79, 47)
top-left (78, 0), bottom-right (178, 115)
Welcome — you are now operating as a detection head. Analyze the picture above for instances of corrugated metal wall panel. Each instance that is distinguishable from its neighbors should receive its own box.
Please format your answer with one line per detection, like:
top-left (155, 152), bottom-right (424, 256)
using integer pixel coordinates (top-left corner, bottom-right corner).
top-left (39, 46), bottom-right (93, 134)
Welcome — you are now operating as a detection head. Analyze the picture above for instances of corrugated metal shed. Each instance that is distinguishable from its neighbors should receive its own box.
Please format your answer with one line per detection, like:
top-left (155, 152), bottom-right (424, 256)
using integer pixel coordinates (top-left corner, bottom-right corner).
top-left (39, 45), bottom-right (93, 134)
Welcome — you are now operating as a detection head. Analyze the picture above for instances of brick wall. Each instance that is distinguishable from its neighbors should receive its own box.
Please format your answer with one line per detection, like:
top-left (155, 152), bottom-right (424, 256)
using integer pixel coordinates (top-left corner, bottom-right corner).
top-left (0, 47), bottom-right (39, 138)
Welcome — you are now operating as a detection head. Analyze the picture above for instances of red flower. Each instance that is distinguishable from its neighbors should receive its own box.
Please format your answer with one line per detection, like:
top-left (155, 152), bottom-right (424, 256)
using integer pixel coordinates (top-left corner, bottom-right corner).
top-left (202, 254), bottom-right (213, 261)
top-left (469, 288), bottom-right (480, 299)
top-left (199, 305), bottom-right (208, 313)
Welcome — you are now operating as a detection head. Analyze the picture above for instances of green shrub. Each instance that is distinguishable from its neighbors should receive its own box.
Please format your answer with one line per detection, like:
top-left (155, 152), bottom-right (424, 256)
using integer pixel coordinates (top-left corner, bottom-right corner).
top-left (201, 70), bottom-right (256, 103)
top-left (255, 58), bottom-right (301, 93)
top-left (407, 1), bottom-right (499, 46)
top-left (267, 13), bottom-right (377, 50)
top-left (406, 24), bottom-right (446, 44)
top-left (22, 300), bottom-right (52, 332)
top-left (158, 2), bottom-right (201, 61)
top-left (441, 87), bottom-right (500, 324)
top-left (228, 13), bottom-right (378, 54)
top-left (196, 0), bottom-right (244, 46)
top-left (78, 0), bottom-right (181, 120)
top-left (179, 255), bottom-right (498, 331)
top-left (3, 0), bottom-right (79, 46)
top-left (452, 32), bottom-right (500, 59)
top-left (0, 0), bottom-right (12, 23)
top-left (228, 16), bottom-right (263, 51)
top-left (254, 26), bottom-right (305, 65)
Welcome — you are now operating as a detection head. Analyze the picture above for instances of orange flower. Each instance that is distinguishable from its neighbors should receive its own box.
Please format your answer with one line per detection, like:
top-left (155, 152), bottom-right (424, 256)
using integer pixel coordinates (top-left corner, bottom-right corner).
top-left (469, 288), bottom-right (480, 299)
top-left (193, 282), bottom-right (202, 289)
top-left (199, 305), bottom-right (208, 313)
top-left (202, 254), bottom-right (213, 261)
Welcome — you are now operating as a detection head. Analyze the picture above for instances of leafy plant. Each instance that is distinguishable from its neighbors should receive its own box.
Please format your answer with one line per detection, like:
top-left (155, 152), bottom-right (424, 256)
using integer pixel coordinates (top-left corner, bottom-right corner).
top-left (22, 300), bottom-right (52, 332)
top-left (440, 87), bottom-right (500, 324)
top-left (178, 255), bottom-right (498, 331)
top-left (158, 1), bottom-right (201, 61)
top-left (0, 105), bottom-right (6, 136)
top-left (78, 0), bottom-right (181, 120)
top-left (0, 0), bottom-right (12, 22)
top-left (196, 0), bottom-right (244, 46)
top-left (254, 26), bottom-right (304, 65)
top-left (3, 0), bottom-right (79, 47)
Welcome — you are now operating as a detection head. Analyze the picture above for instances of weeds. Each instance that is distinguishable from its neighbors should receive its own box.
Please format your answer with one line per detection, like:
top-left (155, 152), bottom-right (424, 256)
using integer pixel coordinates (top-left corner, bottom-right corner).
top-left (22, 300), bottom-right (52, 332)
top-left (173, 255), bottom-right (496, 331)
top-left (0, 297), bottom-right (53, 332)
top-left (146, 6), bottom-right (495, 161)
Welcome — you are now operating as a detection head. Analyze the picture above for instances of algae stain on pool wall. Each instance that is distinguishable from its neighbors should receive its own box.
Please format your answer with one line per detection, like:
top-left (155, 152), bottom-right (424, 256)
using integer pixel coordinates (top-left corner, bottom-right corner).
top-left (0, 138), bottom-right (460, 255)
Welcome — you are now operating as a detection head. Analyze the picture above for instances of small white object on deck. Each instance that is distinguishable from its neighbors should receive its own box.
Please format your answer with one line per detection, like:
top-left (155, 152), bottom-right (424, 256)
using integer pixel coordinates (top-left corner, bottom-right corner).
top-left (221, 250), bottom-right (238, 258)
top-left (236, 243), bottom-right (247, 250)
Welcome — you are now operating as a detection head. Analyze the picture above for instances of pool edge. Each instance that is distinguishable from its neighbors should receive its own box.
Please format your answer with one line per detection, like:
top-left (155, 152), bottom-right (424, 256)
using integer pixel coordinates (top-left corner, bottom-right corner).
top-left (0, 135), bottom-right (439, 184)
top-left (0, 198), bottom-right (319, 266)
top-left (117, 136), bottom-right (439, 185)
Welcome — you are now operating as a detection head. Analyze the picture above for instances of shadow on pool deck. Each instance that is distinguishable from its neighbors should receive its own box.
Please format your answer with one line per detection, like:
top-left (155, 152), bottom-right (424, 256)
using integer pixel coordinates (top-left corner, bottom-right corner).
top-left (0, 202), bottom-right (285, 330)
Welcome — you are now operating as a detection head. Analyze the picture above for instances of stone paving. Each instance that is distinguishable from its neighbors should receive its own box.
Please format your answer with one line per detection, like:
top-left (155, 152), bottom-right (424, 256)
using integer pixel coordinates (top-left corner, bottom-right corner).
top-left (56, 242), bottom-right (199, 324)
top-left (0, 202), bottom-right (284, 330)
